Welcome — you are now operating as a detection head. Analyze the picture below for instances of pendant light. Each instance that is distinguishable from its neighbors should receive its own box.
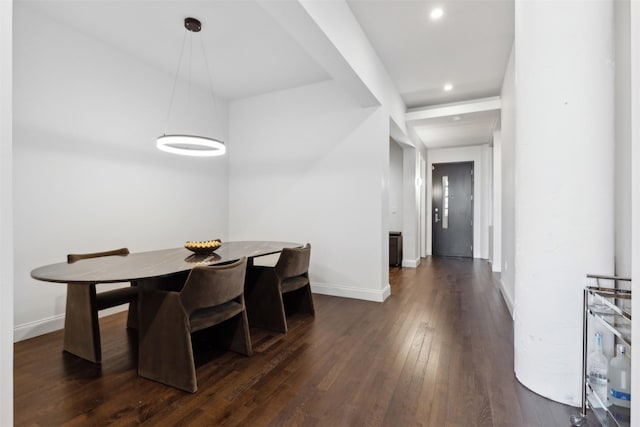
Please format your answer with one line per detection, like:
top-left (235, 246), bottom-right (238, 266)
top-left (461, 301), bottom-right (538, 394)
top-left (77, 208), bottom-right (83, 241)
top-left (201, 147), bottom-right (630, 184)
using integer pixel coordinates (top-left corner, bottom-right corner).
top-left (157, 17), bottom-right (225, 157)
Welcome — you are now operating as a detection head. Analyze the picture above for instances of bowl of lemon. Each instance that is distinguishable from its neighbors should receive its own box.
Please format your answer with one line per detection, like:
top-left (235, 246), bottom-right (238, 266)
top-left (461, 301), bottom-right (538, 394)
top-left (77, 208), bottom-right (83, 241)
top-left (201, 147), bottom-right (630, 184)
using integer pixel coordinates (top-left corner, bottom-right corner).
top-left (184, 239), bottom-right (222, 254)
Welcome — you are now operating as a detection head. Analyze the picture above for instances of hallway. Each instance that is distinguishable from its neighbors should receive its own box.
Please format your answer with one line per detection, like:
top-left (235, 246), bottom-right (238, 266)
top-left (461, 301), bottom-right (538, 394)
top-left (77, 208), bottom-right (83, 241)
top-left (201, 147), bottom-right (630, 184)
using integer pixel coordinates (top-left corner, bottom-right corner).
top-left (387, 257), bottom-right (575, 426)
top-left (14, 257), bottom-right (575, 426)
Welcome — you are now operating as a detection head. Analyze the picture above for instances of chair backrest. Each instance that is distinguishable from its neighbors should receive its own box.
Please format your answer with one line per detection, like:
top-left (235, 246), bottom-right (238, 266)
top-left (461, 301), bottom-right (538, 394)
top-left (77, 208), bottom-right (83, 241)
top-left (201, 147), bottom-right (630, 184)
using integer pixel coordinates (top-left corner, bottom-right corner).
top-left (275, 244), bottom-right (310, 280)
top-left (180, 257), bottom-right (247, 314)
top-left (67, 247), bottom-right (130, 264)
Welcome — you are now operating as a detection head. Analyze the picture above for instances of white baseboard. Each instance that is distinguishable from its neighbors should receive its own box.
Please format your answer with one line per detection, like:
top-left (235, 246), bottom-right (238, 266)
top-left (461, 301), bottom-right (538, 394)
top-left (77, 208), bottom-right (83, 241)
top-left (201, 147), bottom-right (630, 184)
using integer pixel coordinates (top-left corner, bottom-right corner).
top-left (14, 314), bottom-right (65, 342)
top-left (499, 278), bottom-right (514, 318)
top-left (14, 305), bottom-right (128, 342)
top-left (402, 257), bottom-right (421, 268)
top-left (311, 282), bottom-right (391, 302)
top-left (15, 281), bottom-right (397, 341)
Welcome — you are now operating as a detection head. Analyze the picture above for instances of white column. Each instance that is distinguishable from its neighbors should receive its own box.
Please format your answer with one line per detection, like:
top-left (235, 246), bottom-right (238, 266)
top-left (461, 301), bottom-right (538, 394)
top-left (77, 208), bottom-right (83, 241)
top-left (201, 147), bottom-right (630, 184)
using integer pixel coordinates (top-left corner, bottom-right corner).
top-left (615, 0), bottom-right (632, 278)
top-left (514, 0), bottom-right (615, 405)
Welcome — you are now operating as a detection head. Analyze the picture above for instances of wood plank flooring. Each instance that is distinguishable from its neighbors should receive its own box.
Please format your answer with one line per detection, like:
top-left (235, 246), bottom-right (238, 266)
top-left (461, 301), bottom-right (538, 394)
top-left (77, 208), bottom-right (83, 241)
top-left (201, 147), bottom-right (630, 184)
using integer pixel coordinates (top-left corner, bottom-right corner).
top-left (15, 257), bottom-right (580, 426)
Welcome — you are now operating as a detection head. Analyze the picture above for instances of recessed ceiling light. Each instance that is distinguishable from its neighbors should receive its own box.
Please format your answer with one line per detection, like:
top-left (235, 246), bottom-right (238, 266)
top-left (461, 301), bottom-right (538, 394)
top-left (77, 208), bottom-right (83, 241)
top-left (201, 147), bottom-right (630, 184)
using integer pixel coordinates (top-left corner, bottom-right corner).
top-left (443, 83), bottom-right (453, 91)
top-left (430, 7), bottom-right (444, 20)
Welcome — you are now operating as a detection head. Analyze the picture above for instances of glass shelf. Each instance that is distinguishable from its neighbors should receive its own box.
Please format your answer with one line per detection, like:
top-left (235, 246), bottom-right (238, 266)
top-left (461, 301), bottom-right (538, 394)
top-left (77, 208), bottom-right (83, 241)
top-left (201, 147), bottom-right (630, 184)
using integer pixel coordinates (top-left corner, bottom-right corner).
top-left (588, 288), bottom-right (631, 320)
top-left (588, 307), bottom-right (632, 347)
top-left (586, 380), bottom-right (630, 427)
top-left (588, 288), bottom-right (632, 347)
top-left (574, 279), bottom-right (632, 427)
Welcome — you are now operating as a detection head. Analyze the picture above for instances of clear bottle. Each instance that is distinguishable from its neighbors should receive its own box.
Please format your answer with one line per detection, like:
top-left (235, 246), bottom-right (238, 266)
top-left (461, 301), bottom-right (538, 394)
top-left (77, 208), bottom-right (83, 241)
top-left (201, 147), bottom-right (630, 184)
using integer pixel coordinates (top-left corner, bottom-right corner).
top-left (588, 332), bottom-right (609, 406)
top-left (608, 344), bottom-right (631, 408)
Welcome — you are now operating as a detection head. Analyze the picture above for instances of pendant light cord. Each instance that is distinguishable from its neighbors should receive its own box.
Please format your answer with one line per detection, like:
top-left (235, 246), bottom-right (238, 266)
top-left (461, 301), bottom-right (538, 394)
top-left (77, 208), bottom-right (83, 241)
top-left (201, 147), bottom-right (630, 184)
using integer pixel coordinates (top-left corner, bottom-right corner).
top-left (187, 31), bottom-right (193, 112)
top-left (199, 34), bottom-right (219, 121)
top-left (163, 29), bottom-right (188, 135)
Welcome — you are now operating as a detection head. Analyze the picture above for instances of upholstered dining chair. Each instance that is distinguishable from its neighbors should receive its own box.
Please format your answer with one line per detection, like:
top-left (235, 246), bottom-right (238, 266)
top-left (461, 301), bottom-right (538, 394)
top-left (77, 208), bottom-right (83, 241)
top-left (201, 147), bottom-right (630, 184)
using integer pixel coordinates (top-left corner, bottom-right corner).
top-left (64, 247), bottom-right (137, 363)
top-left (138, 257), bottom-right (252, 393)
top-left (245, 244), bottom-right (315, 333)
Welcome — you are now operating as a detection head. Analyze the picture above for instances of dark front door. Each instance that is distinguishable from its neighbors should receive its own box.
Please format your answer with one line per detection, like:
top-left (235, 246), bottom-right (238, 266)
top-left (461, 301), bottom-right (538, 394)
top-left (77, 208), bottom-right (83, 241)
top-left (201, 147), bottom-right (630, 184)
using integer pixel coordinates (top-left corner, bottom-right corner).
top-left (432, 162), bottom-right (473, 257)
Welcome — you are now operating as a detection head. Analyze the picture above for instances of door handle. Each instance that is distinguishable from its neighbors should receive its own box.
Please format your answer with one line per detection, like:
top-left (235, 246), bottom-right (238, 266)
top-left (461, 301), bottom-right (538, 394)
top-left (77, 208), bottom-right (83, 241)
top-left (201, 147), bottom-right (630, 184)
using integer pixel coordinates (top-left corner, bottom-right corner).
top-left (434, 213), bottom-right (439, 223)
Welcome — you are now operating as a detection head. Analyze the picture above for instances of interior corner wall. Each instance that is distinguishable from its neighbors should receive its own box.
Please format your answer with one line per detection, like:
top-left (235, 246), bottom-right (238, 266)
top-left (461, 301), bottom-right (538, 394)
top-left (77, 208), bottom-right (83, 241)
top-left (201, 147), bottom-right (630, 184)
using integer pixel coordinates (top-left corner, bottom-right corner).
top-left (13, 5), bottom-right (230, 341)
top-left (426, 145), bottom-right (489, 259)
top-left (389, 140), bottom-right (404, 232)
top-left (298, 0), bottom-right (406, 129)
top-left (1, 0), bottom-right (14, 423)
top-left (615, 0), bottom-right (631, 277)
top-left (500, 44), bottom-right (516, 313)
top-left (228, 80), bottom-right (390, 302)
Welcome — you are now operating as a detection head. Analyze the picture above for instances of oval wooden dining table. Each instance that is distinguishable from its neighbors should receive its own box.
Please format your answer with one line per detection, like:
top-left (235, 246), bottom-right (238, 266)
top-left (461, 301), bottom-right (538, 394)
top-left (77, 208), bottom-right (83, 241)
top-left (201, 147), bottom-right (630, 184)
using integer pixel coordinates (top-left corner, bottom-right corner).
top-left (31, 241), bottom-right (302, 363)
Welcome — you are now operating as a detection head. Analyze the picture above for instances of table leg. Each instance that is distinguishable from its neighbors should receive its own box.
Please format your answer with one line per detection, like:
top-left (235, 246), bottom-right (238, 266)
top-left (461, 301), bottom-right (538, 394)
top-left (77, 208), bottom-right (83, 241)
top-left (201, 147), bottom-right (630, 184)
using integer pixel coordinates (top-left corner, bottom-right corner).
top-left (63, 283), bottom-right (101, 363)
top-left (126, 281), bottom-right (139, 329)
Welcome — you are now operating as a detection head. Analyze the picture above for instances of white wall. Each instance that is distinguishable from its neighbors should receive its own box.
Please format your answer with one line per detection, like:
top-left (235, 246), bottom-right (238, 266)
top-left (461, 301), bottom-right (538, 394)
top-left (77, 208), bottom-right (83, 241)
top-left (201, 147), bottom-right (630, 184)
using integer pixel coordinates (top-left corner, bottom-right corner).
top-left (481, 145), bottom-right (492, 259)
top-left (402, 146), bottom-right (421, 267)
top-left (615, 0), bottom-right (631, 277)
top-left (492, 130), bottom-right (502, 274)
top-left (389, 140), bottom-right (403, 232)
top-left (258, 0), bottom-right (423, 284)
top-left (500, 46), bottom-right (516, 313)
top-left (1, 0), bottom-right (13, 423)
top-left (228, 80), bottom-right (390, 302)
top-left (13, 5), bottom-right (230, 340)
top-left (419, 156), bottom-right (427, 257)
top-left (426, 145), bottom-right (490, 259)
top-left (630, 0), bottom-right (640, 421)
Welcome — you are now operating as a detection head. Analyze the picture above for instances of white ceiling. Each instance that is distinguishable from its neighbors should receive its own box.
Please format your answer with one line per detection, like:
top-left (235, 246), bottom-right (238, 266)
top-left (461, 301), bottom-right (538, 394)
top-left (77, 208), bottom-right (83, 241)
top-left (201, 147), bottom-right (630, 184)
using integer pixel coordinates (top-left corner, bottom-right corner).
top-left (347, 0), bottom-right (514, 109)
top-left (19, 0), bottom-right (514, 149)
top-left (412, 109), bottom-right (499, 148)
top-left (347, 0), bottom-right (514, 148)
top-left (21, 0), bottom-right (330, 100)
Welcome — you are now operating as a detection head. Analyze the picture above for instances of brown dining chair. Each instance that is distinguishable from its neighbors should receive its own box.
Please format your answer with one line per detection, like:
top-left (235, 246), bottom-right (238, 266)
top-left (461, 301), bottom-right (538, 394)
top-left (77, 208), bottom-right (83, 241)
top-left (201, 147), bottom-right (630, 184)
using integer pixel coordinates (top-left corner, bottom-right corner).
top-left (138, 257), bottom-right (252, 393)
top-left (245, 244), bottom-right (315, 333)
top-left (64, 247), bottom-right (137, 363)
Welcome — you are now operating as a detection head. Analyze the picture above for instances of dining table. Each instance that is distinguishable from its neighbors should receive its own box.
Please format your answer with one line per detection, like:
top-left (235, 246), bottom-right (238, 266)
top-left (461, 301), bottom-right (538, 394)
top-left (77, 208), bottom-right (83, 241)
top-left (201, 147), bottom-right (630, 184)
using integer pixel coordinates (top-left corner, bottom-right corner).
top-left (30, 241), bottom-right (302, 363)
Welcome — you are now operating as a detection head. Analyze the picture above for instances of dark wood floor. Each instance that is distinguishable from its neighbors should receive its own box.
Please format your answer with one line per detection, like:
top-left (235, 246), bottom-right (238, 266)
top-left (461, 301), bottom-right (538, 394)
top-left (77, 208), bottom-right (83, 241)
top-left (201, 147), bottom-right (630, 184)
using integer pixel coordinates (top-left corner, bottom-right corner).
top-left (15, 257), bottom-right (580, 426)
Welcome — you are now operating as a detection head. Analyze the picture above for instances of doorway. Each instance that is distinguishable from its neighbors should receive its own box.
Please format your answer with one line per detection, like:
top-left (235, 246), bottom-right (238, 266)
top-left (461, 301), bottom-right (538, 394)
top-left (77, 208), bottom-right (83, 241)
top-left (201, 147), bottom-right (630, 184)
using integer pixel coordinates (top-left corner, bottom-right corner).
top-left (432, 162), bottom-right (474, 257)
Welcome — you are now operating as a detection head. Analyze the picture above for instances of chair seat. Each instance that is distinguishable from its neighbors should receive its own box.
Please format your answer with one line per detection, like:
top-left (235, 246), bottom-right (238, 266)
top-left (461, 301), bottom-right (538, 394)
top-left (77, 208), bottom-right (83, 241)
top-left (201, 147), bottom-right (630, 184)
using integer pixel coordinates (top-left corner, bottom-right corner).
top-left (95, 286), bottom-right (138, 311)
top-left (281, 276), bottom-right (310, 294)
top-left (190, 300), bottom-right (244, 333)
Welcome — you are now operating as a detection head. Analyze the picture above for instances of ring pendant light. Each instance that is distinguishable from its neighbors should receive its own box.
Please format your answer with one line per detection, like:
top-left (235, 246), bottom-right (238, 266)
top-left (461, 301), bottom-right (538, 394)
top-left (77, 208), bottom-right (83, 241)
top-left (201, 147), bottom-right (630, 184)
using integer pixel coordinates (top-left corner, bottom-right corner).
top-left (157, 17), bottom-right (225, 157)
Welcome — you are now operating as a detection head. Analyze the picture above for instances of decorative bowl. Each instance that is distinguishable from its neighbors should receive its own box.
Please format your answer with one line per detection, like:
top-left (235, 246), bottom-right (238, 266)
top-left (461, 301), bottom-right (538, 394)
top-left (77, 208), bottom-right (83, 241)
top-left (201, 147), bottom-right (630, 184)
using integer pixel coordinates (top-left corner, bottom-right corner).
top-left (184, 239), bottom-right (222, 254)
